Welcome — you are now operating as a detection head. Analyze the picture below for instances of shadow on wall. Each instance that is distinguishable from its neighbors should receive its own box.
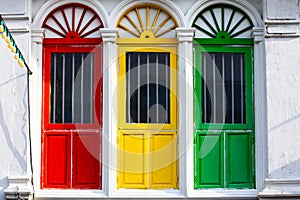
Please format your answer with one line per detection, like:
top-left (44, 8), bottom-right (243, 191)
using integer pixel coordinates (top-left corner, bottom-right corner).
top-left (0, 102), bottom-right (26, 172)
top-left (0, 177), bottom-right (8, 199)
top-left (269, 158), bottom-right (300, 179)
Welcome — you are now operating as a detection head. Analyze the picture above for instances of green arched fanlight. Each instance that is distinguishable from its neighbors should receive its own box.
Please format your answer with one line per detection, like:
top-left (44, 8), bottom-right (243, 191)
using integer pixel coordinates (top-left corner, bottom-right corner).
top-left (192, 4), bottom-right (254, 39)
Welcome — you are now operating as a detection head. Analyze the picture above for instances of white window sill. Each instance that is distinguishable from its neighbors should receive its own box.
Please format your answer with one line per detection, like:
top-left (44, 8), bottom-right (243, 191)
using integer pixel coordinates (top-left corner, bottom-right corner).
top-left (188, 189), bottom-right (258, 198)
top-left (35, 188), bottom-right (258, 199)
top-left (35, 189), bottom-right (107, 199)
top-left (111, 189), bottom-right (185, 198)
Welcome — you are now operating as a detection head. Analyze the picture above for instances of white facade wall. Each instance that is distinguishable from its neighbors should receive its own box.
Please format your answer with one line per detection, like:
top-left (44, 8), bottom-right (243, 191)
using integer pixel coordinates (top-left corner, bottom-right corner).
top-left (260, 0), bottom-right (300, 198)
top-left (0, 0), bottom-right (31, 199)
top-left (0, 0), bottom-right (299, 199)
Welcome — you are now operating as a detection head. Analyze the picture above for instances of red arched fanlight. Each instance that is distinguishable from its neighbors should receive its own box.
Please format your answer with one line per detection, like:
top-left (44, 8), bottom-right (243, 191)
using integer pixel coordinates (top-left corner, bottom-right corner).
top-left (42, 3), bottom-right (103, 44)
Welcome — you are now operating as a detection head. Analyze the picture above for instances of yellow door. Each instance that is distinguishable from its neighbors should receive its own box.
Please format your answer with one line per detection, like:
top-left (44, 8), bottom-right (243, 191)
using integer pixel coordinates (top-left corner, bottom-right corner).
top-left (117, 47), bottom-right (177, 189)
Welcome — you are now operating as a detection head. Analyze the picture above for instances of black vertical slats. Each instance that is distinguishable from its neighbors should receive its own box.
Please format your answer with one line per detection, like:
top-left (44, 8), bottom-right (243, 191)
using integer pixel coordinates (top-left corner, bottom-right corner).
top-left (50, 52), bottom-right (94, 124)
top-left (202, 52), bottom-right (246, 124)
top-left (126, 52), bottom-right (170, 124)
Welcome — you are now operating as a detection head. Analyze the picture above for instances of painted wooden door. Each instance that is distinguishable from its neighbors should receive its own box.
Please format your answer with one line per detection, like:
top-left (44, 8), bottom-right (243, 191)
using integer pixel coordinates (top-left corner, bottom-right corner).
top-left (193, 46), bottom-right (255, 189)
top-left (117, 47), bottom-right (177, 189)
top-left (41, 3), bottom-right (104, 189)
top-left (42, 45), bottom-right (102, 189)
top-left (192, 3), bottom-right (255, 189)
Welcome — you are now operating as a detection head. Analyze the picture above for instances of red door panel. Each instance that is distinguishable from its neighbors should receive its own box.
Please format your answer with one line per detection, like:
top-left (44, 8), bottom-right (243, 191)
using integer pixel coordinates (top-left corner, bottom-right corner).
top-left (73, 132), bottom-right (101, 189)
top-left (43, 132), bottom-right (71, 188)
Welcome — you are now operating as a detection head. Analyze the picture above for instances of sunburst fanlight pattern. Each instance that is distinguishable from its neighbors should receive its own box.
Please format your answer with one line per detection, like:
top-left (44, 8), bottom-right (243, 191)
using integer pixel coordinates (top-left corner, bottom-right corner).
top-left (192, 4), bottom-right (254, 39)
top-left (42, 4), bottom-right (103, 38)
top-left (117, 5), bottom-right (178, 38)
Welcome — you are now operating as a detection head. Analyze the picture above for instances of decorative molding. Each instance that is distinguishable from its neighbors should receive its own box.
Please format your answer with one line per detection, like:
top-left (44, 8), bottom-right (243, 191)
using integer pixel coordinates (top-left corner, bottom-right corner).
top-left (100, 28), bottom-right (118, 43)
top-left (4, 176), bottom-right (32, 200)
top-left (31, 29), bottom-right (45, 44)
top-left (176, 28), bottom-right (195, 43)
top-left (252, 27), bottom-right (264, 43)
top-left (265, 21), bottom-right (300, 38)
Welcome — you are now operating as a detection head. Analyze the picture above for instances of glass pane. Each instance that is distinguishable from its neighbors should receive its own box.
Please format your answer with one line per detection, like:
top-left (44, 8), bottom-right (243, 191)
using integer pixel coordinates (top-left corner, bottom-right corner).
top-left (50, 52), bottom-right (94, 124)
top-left (126, 52), bottom-right (170, 124)
top-left (202, 52), bottom-right (246, 124)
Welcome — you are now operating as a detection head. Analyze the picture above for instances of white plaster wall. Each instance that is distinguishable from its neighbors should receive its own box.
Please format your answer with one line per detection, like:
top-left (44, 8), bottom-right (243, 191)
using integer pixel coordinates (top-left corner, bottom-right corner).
top-left (0, 1), bottom-right (30, 199)
top-left (266, 37), bottom-right (300, 179)
top-left (0, 33), bottom-right (29, 199)
top-left (0, 0), bottom-right (26, 15)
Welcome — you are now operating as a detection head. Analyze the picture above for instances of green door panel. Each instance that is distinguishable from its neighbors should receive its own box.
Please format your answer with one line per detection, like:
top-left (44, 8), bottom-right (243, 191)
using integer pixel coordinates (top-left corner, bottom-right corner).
top-left (226, 132), bottom-right (254, 188)
top-left (195, 132), bottom-right (224, 188)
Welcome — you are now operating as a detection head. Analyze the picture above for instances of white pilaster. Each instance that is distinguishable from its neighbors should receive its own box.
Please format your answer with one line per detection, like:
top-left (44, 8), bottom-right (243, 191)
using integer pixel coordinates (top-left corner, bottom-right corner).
top-left (100, 28), bottom-right (119, 197)
top-left (176, 28), bottom-right (195, 196)
top-left (251, 27), bottom-right (268, 192)
top-left (29, 28), bottom-right (44, 196)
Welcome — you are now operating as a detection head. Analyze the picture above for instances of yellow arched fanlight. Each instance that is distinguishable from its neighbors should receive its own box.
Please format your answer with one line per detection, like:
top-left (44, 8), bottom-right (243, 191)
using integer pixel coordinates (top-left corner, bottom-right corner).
top-left (117, 4), bottom-right (178, 38)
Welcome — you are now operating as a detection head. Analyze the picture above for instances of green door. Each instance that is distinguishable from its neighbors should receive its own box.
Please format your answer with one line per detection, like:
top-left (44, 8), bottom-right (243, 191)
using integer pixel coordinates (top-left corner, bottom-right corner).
top-left (193, 45), bottom-right (255, 189)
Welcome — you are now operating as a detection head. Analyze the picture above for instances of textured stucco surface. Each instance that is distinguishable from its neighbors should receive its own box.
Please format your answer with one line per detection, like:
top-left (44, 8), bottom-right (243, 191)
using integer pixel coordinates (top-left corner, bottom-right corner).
top-left (266, 37), bottom-right (300, 179)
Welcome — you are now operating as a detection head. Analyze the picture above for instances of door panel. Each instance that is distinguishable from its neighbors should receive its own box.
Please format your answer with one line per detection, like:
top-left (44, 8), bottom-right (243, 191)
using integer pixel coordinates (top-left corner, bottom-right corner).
top-left (73, 132), bottom-right (101, 189)
top-left (150, 132), bottom-right (176, 188)
top-left (195, 133), bottom-right (224, 188)
top-left (119, 132), bottom-right (148, 188)
top-left (43, 132), bottom-right (71, 188)
top-left (226, 132), bottom-right (253, 188)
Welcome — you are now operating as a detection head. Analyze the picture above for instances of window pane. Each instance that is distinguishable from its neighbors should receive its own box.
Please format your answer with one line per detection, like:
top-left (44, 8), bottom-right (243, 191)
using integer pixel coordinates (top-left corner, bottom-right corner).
top-left (202, 52), bottom-right (246, 124)
top-left (126, 52), bottom-right (170, 124)
top-left (50, 52), bottom-right (94, 124)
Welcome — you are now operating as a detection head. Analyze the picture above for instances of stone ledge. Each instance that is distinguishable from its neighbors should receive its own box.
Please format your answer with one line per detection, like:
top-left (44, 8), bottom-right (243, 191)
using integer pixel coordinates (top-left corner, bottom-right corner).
top-left (4, 176), bottom-right (32, 200)
top-left (259, 178), bottom-right (300, 199)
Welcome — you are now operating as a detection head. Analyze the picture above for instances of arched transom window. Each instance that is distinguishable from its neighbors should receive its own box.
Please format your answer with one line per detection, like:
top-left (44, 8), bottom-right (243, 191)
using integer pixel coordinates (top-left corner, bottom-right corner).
top-left (42, 3), bottom-right (103, 39)
top-left (193, 4), bottom-right (254, 39)
top-left (117, 4), bottom-right (178, 38)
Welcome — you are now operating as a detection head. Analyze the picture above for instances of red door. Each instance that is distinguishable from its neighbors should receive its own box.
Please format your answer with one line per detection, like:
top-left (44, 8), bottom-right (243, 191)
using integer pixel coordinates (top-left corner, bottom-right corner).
top-left (42, 43), bottom-right (102, 189)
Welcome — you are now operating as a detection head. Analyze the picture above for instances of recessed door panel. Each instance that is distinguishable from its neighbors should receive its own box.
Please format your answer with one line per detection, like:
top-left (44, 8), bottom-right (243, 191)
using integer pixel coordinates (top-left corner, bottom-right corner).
top-left (43, 132), bottom-right (71, 188)
top-left (73, 132), bottom-right (100, 189)
top-left (119, 132), bottom-right (147, 188)
top-left (150, 133), bottom-right (176, 188)
top-left (195, 133), bottom-right (223, 188)
top-left (226, 132), bottom-right (253, 188)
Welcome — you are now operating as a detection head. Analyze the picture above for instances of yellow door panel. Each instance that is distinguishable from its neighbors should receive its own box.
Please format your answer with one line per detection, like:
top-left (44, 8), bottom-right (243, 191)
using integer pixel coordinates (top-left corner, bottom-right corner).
top-left (150, 133), bottom-right (177, 188)
top-left (119, 132), bottom-right (148, 188)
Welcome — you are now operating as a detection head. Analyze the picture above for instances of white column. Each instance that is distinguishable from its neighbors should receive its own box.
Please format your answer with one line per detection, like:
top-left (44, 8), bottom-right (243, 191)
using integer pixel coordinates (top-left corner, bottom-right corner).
top-left (100, 28), bottom-right (118, 197)
top-left (30, 28), bottom-right (44, 196)
top-left (251, 27), bottom-right (268, 193)
top-left (176, 28), bottom-right (195, 196)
